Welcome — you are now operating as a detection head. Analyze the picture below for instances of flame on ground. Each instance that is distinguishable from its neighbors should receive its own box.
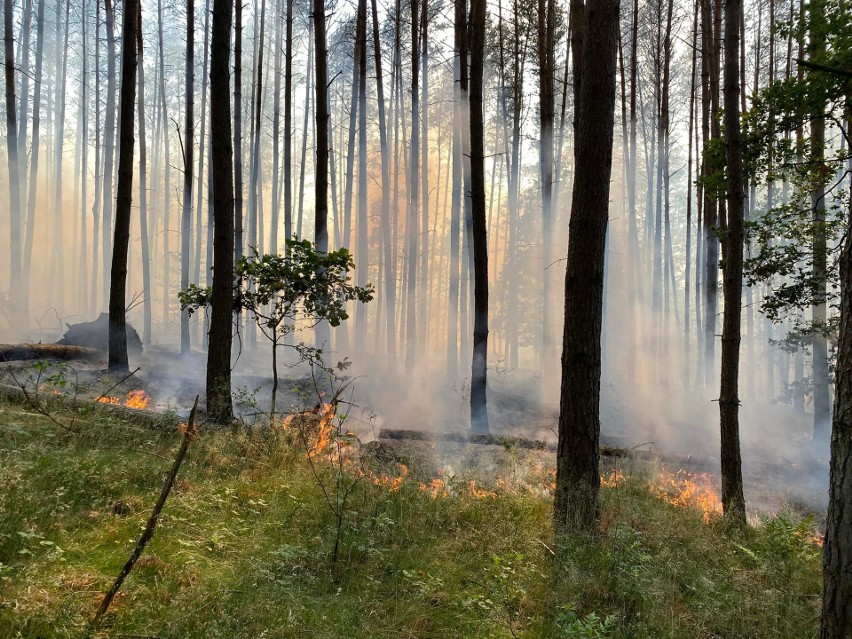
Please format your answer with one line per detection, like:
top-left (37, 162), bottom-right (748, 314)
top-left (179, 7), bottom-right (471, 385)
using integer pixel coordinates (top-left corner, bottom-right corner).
top-left (651, 469), bottom-right (722, 523)
top-left (125, 390), bottom-right (150, 410)
top-left (95, 390), bottom-right (151, 410)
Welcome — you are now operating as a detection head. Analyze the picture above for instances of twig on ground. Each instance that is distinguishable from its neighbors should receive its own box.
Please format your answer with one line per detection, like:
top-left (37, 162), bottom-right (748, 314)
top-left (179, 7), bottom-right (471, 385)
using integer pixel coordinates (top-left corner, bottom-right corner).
top-left (89, 396), bottom-right (201, 632)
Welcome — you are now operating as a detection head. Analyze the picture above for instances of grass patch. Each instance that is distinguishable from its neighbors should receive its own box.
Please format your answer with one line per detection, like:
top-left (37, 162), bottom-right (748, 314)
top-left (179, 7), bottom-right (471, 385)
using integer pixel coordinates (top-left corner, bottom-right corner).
top-left (0, 400), bottom-right (821, 638)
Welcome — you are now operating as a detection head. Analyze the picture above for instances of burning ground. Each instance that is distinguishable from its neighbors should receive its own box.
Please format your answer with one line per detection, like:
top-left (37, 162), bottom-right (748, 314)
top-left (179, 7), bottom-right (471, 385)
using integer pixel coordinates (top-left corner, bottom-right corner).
top-left (0, 386), bottom-right (825, 638)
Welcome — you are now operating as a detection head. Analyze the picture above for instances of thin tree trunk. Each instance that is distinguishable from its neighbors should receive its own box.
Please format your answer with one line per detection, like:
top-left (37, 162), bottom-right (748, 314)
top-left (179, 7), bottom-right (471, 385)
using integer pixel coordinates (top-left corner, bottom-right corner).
top-left (355, 0), bottom-right (368, 348)
top-left (313, 0), bottom-right (330, 350)
top-left (4, 0), bottom-right (23, 322)
top-left (207, 0), bottom-right (236, 422)
top-left (137, 0), bottom-right (151, 346)
top-left (718, 0), bottom-right (746, 524)
top-left (103, 0), bottom-right (118, 309)
top-left (234, 0), bottom-right (244, 265)
top-left (181, 0), bottom-right (196, 354)
top-left (108, 0), bottom-right (139, 373)
top-left (405, 0), bottom-right (420, 370)
top-left (468, 0), bottom-right (489, 434)
top-left (296, 22), bottom-right (312, 238)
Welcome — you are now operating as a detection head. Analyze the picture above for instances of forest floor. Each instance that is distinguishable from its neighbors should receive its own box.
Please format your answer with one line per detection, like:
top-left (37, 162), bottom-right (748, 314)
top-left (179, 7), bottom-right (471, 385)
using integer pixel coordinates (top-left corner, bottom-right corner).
top-left (0, 386), bottom-right (824, 639)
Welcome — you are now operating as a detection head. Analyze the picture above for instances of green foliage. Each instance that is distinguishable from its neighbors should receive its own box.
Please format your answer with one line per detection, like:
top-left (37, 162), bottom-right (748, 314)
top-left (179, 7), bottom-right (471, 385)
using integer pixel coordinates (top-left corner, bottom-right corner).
top-left (179, 238), bottom-right (375, 343)
top-left (556, 608), bottom-right (616, 639)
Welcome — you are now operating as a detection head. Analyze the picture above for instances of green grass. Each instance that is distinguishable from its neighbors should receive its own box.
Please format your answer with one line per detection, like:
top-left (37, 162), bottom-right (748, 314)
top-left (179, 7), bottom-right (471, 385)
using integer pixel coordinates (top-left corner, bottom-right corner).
top-left (0, 398), bottom-right (822, 638)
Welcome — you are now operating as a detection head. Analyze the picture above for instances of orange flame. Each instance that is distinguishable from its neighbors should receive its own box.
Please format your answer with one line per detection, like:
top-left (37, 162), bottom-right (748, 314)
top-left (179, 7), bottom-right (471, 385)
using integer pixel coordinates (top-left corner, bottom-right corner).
top-left (419, 478), bottom-right (448, 499)
top-left (467, 480), bottom-right (497, 499)
top-left (96, 396), bottom-right (120, 405)
top-left (307, 403), bottom-right (335, 459)
top-left (124, 390), bottom-right (150, 410)
top-left (652, 470), bottom-right (722, 523)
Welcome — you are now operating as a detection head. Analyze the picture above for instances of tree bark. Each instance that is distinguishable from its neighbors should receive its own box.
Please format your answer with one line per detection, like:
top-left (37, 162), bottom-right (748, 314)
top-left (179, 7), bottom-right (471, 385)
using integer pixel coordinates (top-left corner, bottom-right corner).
top-left (181, 0), bottom-right (196, 355)
top-left (313, 0), bottom-right (330, 351)
top-left (102, 0), bottom-right (118, 309)
top-left (469, 0), bottom-right (488, 434)
top-left (137, 0), bottom-right (152, 347)
top-left (108, 0), bottom-right (139, 373)
top-left (4, 0), bottom-right (22, 322)
top-left (718, 0), bottom-right (746, 524)
top-left (207, 0), bottom-right (236, 422)
top-left (554, 0), bottom-right (619, 532)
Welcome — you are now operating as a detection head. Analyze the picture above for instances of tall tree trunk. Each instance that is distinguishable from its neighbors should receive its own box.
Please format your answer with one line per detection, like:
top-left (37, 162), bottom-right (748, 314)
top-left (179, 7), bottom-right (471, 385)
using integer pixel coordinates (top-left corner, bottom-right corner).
top-left (469, 0), bottom-right (488, 434)
top-left (157, 0), bottom-right (172, 330)
top-left (355, 0), bottom-right (368, 348)
top-left (405, 0), bottom-right (420, 370)
top-left (371, 0), bottom-right (395, 371)
top-left (48, 0), bottom-right (71, 311)
top-left (419, 0), bottom-right (430, 356)
top-left (554, 0), bottom-right (619, 532)
top-left (78, 0), bottom-right (90, 315)
top-left (108, 0), bottom-right (139, 373)
top-left (181, 0), bottom-right (195, 354)
top-left (296, 20), bottom-right (312, 238)
top-left (283, 0), bottom-right (292, 246)
top-left (820, 100), bottom-right (852, 639)
top-left (538, 0), bottom-right (555, 377)
top-left (270, 0), bottom-right (283, 253)
top-left (103, 0), bottom-right (118, 309)
top-left (207, 0), bottom-right (236, 422)
top-left (137, 0), bottom-right (152, 346)
top-left (4, 0), bottom-right (22, 322)
top-left (718, 0), bottom-right (746, 524)
top-left (447, 0), bottom-right (464, 378)
top-left (700, 0), bottom-right (719, 386)
top-left (313, 0), bottom-right (330, 350)
top-left (16, 0), bottom-right (32, 182)
top-left (234, 0), bottom-right (244, 265)
top-left (810, 0), bottom-right (830, 441)
top-left (194, 0), bottom-right (212, 336)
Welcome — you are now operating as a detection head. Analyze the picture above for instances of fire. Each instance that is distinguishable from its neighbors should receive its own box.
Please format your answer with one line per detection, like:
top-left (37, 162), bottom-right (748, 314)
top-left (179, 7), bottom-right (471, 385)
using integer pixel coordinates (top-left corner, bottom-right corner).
top-left (307, 403), bottom-right (335, 459)
top-left (366, 463), bottom-right (408, 492)
top-left (467, 480), bottom-right (497, 499)
top-left (95, 390), bottom-right (151, 410)
top-left (652, 469), bottom-right (722, 523)
top-left (419, 478), bottom-right (448, 499)
top-left (124, 390), bottom-right (150, 410)
top-left (600, 468), bottom-right (627, 488)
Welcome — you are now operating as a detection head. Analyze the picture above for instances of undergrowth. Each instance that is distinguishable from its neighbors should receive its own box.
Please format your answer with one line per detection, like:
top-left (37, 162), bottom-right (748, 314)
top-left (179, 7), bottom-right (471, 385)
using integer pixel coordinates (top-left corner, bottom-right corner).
top-left (0, 399), bottom-right (822, 638)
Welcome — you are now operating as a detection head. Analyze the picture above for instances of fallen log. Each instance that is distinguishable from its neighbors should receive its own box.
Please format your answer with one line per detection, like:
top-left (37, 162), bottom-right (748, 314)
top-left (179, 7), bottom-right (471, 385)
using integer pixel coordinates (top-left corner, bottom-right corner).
top-left (0, 343), bottom-right (101, 362)
top-left (377, 428), bottom-right (657, 459)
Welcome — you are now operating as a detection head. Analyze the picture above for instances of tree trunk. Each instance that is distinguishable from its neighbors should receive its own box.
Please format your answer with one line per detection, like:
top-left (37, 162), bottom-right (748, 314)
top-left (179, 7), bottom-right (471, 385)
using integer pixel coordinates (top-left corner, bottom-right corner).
top-left (810, 0), bottom-right (830, 441)
top-left (405, 0), bottom-right (420, 370)
top-left (108, 0), bottom-right (139, 373)
top-left (355, 0), bottom-right (368, 348)
top-left (234, 0), bottom-right (244, 266)
top-left (820, 86), bottom-right (852, 639)
top-left (157, 0), bottom-right (172, 330)
top-left (270, 0), bottom-right (283, 253)
top-left (48, 0), bottom-right (71, 312)
top-left (282, 0), bottom-right (292, 249)
top-left (718, 0), bottom-right (746, 524)
top-left (313, 0), bottom-right (330, 351)
top-left (207, 0), bottom-right (236, 422)
top-left (103, 0), bottom-right (118, 309)
top-left (4, 0), bottom-right (22, 322)
top-left (371, 0), bottom-right (395, 372)
top-left (554, 0), bottom-right (619, 532)
top-left (137, 0), bottom-right (152, 346)
top-left (468, 0), bottom-right (488, 434)
top-left (181, 0), bottom-right (195, 355)
top-left (539, 0), bottom-right (556, 377)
